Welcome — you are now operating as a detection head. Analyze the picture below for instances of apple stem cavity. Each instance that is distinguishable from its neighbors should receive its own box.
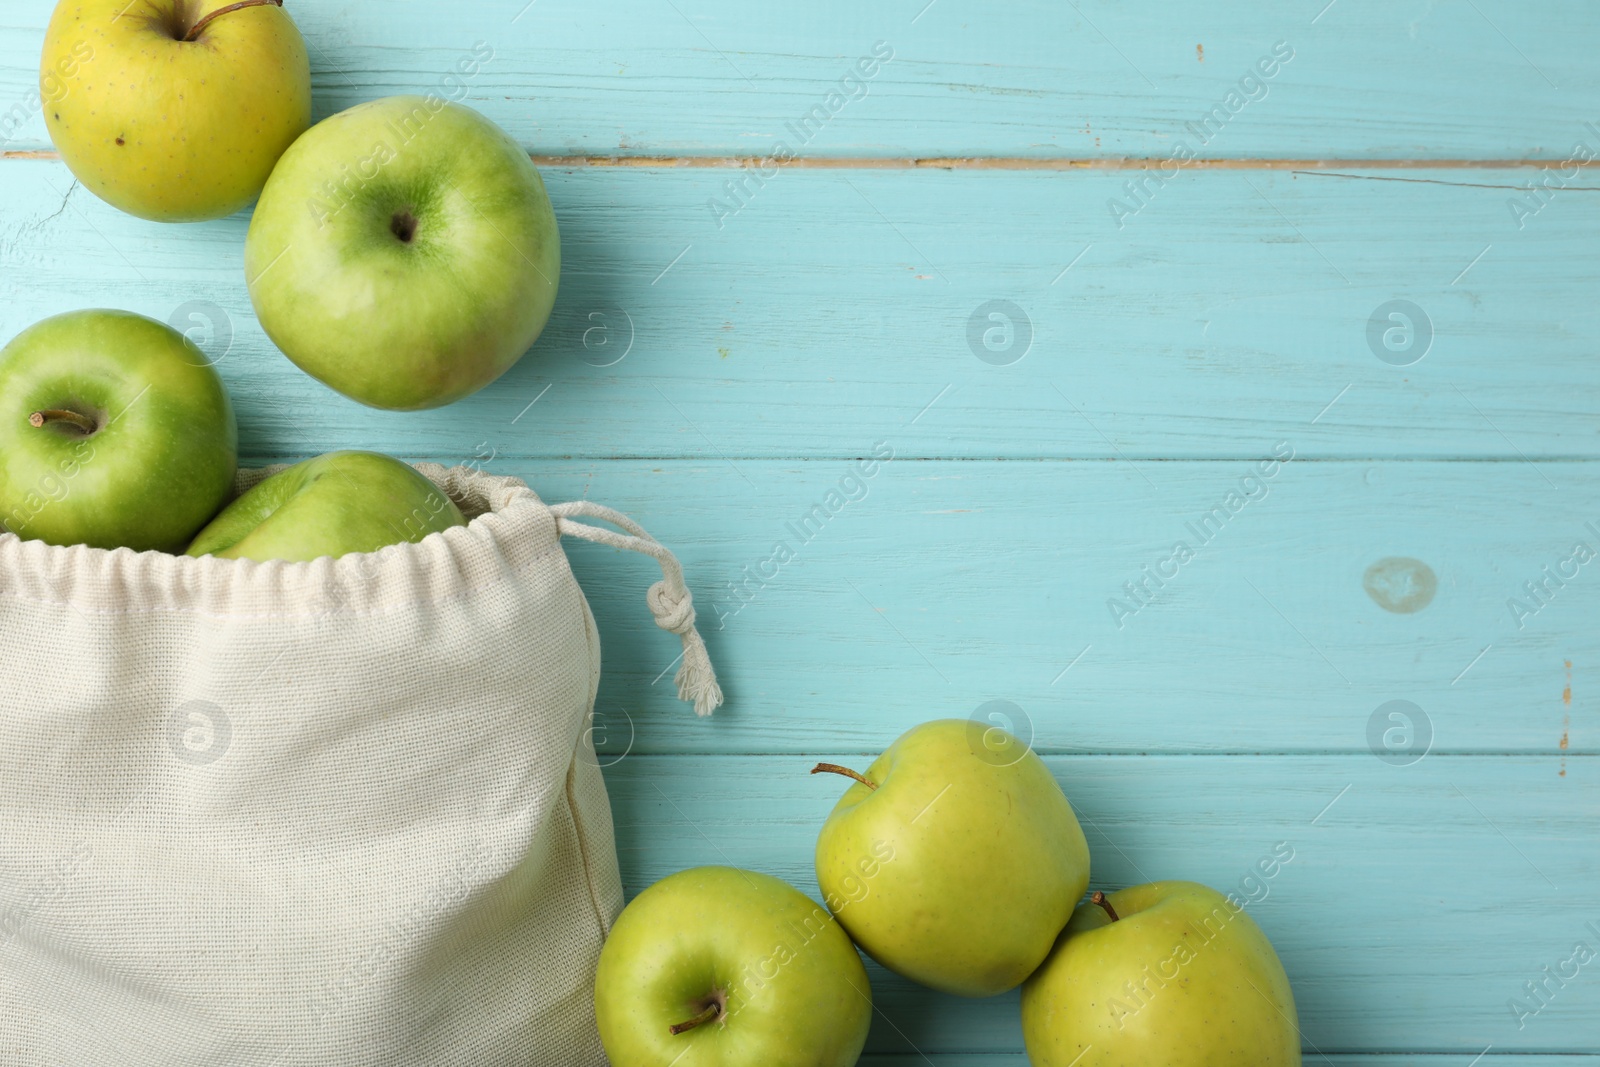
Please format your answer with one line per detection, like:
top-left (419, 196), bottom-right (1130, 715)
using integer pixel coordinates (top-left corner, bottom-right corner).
top-left (668, 1001), bottom-right (722, 1036)
top-left (811, 762), bottom-right (877, 791)
top-left (29, 408), bottom-right (98, 435)
top-left (183, 0), bottom-right (284, 42)
top-left (1090, 891), bottom-right (1120, 923)
top-left (390, 210), bottom-right (420, 244)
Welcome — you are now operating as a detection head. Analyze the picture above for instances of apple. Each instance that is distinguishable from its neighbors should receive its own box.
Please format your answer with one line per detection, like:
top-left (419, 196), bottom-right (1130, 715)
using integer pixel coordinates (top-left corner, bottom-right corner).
top-left (594, 866), bottom-right (872, 1067)
top-left (42, 0), bottom-right (311, 222)
top-left (0, 309), bottom-right (236, 552)
top-left (186, 450), bottom-right (465, 562)
top-left (1021, 882), bottom-right (1302, 1066)
top-left (244, 96), bottom-right (561, 410)
top-left (811, 718), bottom-right (1090, 997)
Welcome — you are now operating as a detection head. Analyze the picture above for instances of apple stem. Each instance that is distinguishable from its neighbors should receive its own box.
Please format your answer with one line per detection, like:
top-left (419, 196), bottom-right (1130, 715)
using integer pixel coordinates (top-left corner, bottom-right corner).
top-left (811, 762), bottom-right (877, 790)
top-left (668, 1002), bottom-right (721, 1036)
top-left (29, 409), bottom-right (97, 435)
top-left (183, 0), bottom-right (284, 42)
top-left (1090, 891), bottom-right (1120, 923)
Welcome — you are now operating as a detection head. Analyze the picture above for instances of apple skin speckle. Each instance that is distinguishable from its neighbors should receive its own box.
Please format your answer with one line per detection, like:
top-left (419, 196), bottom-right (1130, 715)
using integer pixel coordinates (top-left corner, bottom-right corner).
top-left (39, 0), bottom-right (311, 221)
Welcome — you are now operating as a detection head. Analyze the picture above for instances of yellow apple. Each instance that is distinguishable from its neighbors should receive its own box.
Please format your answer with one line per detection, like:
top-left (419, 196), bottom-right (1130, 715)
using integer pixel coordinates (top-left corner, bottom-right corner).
top-left (41, 0), bottom-right (311, 222)
top-left (812, 719), bottom-right (1091, 997)
top-left (1021, 882), bottom-right (1302, 1066)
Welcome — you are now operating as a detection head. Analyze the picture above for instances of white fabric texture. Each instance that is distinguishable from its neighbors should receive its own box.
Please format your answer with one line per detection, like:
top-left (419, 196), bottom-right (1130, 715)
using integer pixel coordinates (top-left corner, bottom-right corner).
top-left (0, 464), bottom-right (719, 1066)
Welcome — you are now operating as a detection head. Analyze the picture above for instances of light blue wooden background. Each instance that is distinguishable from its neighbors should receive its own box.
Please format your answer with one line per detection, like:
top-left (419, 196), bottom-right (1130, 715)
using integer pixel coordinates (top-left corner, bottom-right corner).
top-left (3, 0), bottom-right (1597, 1062)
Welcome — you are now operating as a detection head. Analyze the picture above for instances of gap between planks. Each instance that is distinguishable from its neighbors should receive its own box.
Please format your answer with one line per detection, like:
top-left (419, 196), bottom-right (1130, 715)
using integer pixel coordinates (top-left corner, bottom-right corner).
top-left (0, 151), bottom-right (1572, 171)
top-left (597, 752), bottom-right (1594, 759)
top-left (240, 456), bottom-right (1600, 466)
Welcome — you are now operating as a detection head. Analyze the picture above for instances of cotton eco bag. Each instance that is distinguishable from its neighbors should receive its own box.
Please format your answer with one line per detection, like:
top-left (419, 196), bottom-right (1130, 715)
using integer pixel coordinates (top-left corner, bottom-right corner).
top-left (0, 464), bottom-right (721, 1067)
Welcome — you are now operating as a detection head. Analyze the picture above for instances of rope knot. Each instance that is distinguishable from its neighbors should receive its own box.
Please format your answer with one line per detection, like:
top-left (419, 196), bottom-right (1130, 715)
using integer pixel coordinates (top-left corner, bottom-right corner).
top-left (647, 580), bottom-right (696, 635)
top-left (552, 500), bottom-right (723, 716)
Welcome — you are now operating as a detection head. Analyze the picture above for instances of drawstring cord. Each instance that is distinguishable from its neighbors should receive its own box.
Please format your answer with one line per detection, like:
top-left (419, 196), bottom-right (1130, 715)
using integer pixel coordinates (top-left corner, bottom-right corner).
top-left (550, 501), bottom-right (723, 717)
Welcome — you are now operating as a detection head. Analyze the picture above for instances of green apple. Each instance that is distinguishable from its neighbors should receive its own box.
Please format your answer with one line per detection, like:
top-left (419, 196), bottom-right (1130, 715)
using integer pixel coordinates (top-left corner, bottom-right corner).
top-left (1021, 882), bottom-right (1302, 1066)
top-left (244, 96), bottom-right (560, 410)
top-left (42, 0), bottom-right (310, 222)
top-left (0, 309), bottom-right (236, 552)
top-left (812, 718), bottom-right (1090, 997)
top-left (594, 866), bottom-right (872, 1067)
top-left (186, 451), bottom-right (464, 562)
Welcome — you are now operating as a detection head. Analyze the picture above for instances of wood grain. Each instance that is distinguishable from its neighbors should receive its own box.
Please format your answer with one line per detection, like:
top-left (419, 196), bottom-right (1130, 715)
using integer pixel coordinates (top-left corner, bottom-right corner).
top-left (3, 0), bottom-right (1598, 159)
top-left (302, 456), bottom-right (1600, 760)
top-left (1, 0), bottom-right (1596, 1060)
top-left (608, 754), bottom-right (1599, 1055)
top-left (0, 160), bottom-right (1596, 461)
top-left (856, 1060), bottom-right (1600, 1067)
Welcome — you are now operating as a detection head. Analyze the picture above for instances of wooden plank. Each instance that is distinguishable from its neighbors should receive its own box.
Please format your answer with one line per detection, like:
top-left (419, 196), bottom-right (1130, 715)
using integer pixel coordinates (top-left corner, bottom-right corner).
top-left (0, 161), bottom-right (1596, 461)
top-left (3, 1), bottom-right (1598, 159)
top-left (1, 6), bottom-right (1595, 1063)
top-left (392, 458), bottom-right (1600, 758)
top-left (608, 754), bottom-right (1598, 1055)
top-left (857, 1060), bottom-right (1600, 1067)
